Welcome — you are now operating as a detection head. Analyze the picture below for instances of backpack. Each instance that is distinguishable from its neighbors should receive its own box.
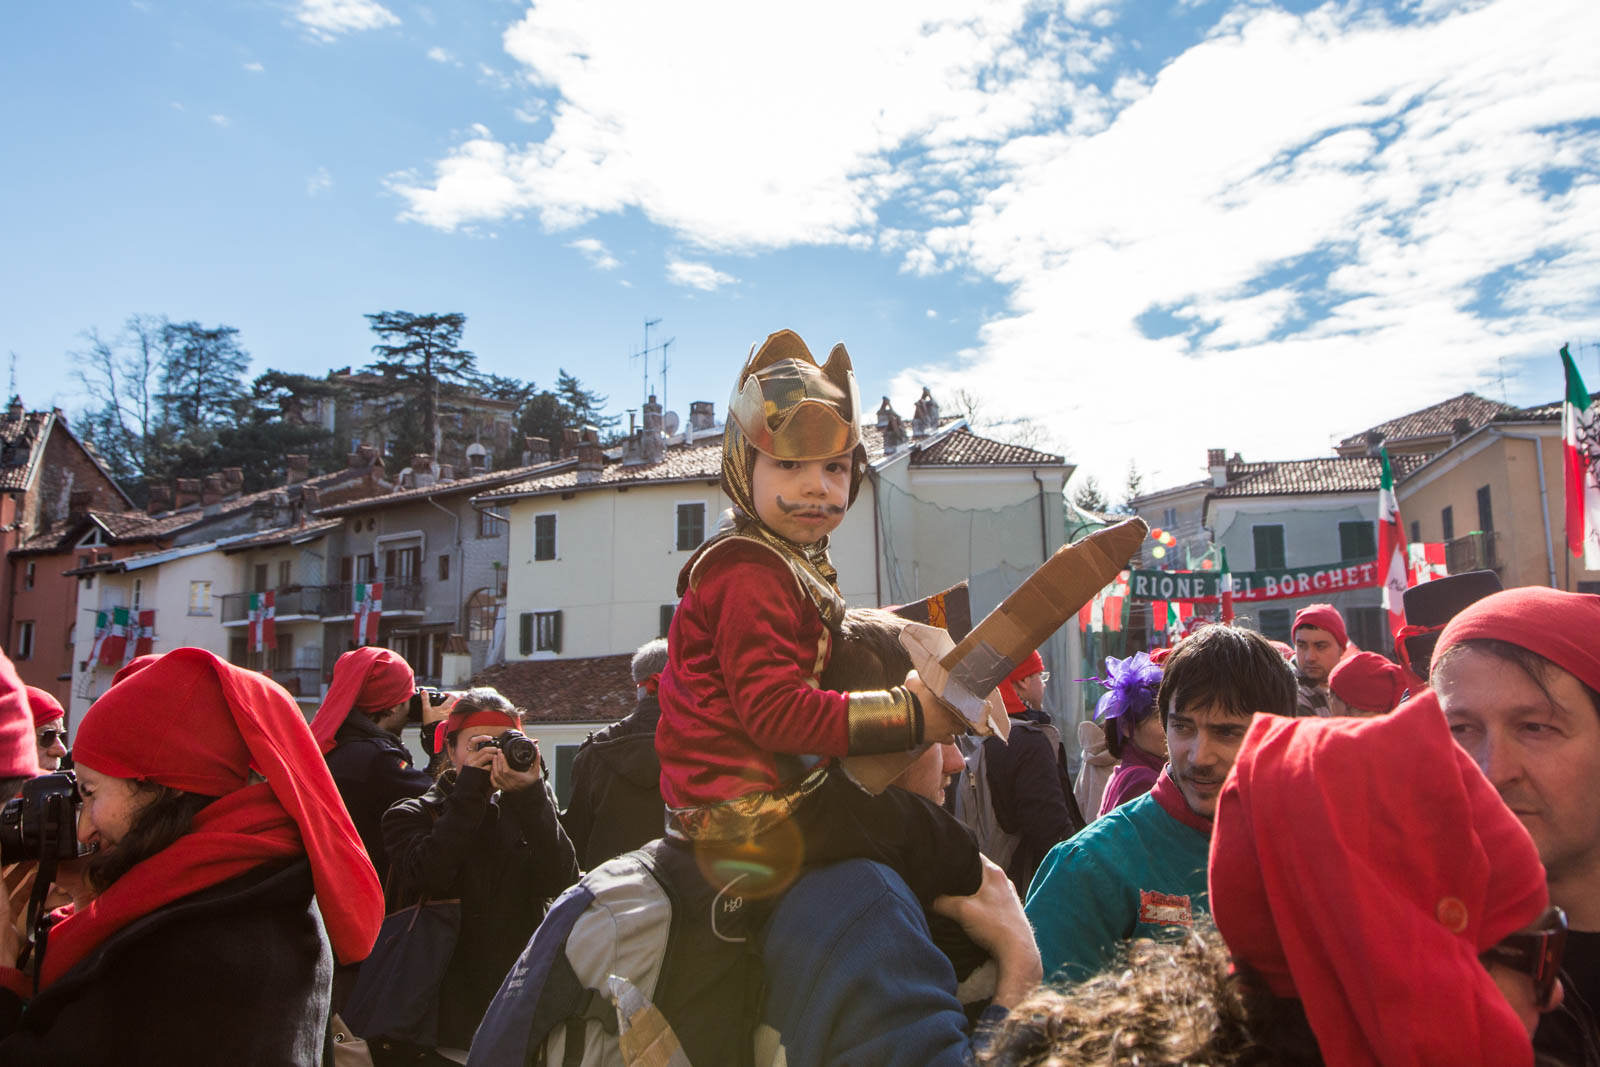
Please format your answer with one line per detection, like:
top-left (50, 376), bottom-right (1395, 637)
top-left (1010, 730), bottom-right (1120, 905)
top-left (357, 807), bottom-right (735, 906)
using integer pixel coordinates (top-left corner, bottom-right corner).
top-left (951, 718), bottom-right (1078, 868)
top-left (467, 838), bottom-right (766, 1067)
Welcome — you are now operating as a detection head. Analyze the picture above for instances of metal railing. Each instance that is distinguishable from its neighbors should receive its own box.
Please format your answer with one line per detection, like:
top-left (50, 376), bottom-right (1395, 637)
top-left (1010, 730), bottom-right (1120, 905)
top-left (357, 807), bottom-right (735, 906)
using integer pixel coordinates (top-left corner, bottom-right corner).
top-left (221, 580), bottom-right (423, 622)
top-left (1444, 530), bottom-right (1502, 574)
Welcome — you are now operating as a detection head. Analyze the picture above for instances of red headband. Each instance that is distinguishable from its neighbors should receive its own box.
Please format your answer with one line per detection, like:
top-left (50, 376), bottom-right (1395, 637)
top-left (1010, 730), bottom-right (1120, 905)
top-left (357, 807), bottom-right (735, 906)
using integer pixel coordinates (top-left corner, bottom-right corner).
top-left (435, 708), bottom-right (521, 754)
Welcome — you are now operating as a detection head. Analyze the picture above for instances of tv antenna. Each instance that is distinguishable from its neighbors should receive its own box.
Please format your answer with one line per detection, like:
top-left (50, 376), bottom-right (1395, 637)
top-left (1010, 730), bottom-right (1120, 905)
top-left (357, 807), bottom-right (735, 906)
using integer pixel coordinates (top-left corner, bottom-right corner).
top-left (631, 318), bottom-right (675, 407)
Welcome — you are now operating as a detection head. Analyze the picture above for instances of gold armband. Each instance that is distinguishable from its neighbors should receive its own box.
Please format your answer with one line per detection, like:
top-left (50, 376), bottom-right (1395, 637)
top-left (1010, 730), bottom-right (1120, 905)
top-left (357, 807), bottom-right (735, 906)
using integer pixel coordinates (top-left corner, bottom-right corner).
top-left (845, 686), bottom-right (923, 755)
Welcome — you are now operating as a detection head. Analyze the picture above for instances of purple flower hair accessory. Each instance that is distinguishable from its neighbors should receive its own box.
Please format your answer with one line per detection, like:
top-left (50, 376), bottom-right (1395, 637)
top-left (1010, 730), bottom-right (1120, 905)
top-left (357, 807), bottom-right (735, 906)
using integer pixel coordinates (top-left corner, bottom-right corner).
top-left (1092, 651), bottom-right (1163, 746)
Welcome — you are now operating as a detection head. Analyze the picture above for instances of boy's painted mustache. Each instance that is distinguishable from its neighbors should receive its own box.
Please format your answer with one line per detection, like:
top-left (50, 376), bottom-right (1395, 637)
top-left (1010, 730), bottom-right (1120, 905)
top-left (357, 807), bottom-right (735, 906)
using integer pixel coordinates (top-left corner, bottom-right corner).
top-left (775, 496), bottom-right (845, 516)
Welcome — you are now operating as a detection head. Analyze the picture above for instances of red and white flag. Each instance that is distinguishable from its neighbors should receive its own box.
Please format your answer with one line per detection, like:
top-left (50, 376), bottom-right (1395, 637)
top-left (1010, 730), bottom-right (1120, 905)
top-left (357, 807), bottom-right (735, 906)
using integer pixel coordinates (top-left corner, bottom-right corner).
top-left (133, 610), bottom-right (156, 657)
top-left (1377, 447), bottom-right (1409, 647)
top-left (354, 581), bottom-right (383, 645)
top-left (249, 591), bottom-right (277, 653)
top-left (1561, 344), bottom-right (1600, 570)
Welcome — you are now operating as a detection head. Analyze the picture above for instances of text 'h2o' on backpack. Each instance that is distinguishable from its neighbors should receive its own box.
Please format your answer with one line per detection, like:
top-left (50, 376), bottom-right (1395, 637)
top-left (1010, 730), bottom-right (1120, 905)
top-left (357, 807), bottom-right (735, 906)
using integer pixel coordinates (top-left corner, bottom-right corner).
top-left (467, 838), bottom-right (766, 1067)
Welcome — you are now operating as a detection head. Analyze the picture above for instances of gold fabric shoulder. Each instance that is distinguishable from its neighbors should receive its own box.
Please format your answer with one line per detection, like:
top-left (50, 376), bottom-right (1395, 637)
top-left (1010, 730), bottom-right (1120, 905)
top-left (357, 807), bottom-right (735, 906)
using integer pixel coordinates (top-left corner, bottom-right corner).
top-left (677, 527), bottom-right (846, 630)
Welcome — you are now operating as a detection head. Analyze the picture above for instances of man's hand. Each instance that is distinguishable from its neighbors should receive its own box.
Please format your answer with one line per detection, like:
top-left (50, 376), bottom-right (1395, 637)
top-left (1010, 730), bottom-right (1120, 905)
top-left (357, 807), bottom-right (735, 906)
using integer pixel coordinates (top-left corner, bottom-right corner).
top-left (489, 741), bottom-right (543, 793)
top-left (904, 671), bottom-right (970, 744)
top-left (931, 856), bottom-right (1042, 1010)
top-left (422, 691), bottom-right (459, 727)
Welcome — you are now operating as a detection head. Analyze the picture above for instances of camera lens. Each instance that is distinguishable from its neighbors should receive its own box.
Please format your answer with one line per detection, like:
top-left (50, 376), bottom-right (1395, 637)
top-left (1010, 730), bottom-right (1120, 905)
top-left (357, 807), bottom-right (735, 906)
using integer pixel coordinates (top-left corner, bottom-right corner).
top-left (501, 732), bottom-right (537, 772)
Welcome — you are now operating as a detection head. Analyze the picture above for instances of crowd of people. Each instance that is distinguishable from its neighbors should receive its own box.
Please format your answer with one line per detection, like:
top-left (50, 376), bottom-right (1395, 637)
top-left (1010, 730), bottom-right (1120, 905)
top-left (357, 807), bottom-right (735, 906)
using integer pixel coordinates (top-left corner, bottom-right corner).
top-left (0, 329), bottom-right (1592, 1066)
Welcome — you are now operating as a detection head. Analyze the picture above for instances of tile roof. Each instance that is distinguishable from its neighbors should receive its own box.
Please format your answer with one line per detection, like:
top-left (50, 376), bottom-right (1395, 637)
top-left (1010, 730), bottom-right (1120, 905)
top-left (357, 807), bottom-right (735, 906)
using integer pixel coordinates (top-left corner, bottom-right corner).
top-left (315, 460), bottom-right (568, 515)
top-left (470, 654), bottom-right (637, 724)
top-left (1338, 393), bottom-right (1517, 450)
top-left (908, 427), bottom-right (1065, 467)
top-left (1210, 453), bottom-right (1432, 498)
top-left (1499, 390), bottom-right (1600, 423)
top-left (220, 518), bottom-right (342, 553)
top-left (11, 507), bottom-right (200, 555)
top-left (0, 411), bottom-right (52, 491)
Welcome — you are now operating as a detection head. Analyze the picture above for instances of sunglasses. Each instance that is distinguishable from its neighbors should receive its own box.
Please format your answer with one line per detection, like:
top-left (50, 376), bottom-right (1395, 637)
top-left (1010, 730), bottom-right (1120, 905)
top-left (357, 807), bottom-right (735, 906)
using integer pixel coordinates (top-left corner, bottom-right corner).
top-left (36, 729), bottom-right (64, 747)
top-left (1481, 906), bottom-right (1567, 1008)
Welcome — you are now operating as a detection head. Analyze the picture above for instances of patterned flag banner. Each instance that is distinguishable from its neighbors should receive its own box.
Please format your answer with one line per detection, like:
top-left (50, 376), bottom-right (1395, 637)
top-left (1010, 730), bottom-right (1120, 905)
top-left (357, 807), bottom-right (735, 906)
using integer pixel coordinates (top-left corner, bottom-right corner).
top-left (1561, 344), bottom-right (1600, 568)
top-left (134, 610), bottom-right (156, 657)
top-left (1377, 447), bottom-right (1409, 647)
top-left (100, 606), bottom-right (130, 666)
top-left (88, 611), bottom-right (110, 666)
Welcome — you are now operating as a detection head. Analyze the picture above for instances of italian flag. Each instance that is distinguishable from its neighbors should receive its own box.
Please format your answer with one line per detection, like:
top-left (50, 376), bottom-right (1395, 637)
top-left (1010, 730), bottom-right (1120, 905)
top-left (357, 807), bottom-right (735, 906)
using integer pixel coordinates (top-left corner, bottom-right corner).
top-left (354, 581), bottom-right (383, 646)
top-left (1377, 447), bottom-right (1409, 646)
top-left (133, 610), bottom-right (156, 658)
top-left (88, 611), bottom-right (109, 666)
top-left (99, 606), bottom-right (130, 666)
top-left (1561, 344), bottom-right (1600, 569)
top-left (248, 591), bottom-right (276, 653)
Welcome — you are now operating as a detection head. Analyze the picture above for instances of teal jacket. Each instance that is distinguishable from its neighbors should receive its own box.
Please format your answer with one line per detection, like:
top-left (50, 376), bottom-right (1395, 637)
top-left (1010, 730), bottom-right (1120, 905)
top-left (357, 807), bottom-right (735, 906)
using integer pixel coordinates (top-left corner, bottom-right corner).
top-left (1024, 769), bottom-right (1211, 984)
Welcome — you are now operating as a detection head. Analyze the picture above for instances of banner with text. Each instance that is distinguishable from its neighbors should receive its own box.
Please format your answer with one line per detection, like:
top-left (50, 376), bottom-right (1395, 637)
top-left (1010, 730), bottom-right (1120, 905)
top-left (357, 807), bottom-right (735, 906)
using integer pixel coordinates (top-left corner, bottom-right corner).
top-left (1128, 558), bottom-right (1382, 604)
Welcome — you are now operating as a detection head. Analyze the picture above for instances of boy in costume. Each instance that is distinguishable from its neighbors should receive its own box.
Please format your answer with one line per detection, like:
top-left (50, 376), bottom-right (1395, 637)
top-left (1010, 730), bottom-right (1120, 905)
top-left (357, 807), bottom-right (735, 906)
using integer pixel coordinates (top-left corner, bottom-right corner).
top-left (656, 329), bottom-right (981, 904)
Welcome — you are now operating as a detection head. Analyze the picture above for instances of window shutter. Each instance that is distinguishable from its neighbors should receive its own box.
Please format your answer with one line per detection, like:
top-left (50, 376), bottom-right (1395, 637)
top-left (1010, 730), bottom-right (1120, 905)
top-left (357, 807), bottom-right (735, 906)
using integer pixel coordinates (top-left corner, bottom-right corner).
top-left (552, 610), bottom-right (563, 654)
top-left (659, 604), bottom-right (675, 638)
top-left (519, 612), bottom-right (533, 656)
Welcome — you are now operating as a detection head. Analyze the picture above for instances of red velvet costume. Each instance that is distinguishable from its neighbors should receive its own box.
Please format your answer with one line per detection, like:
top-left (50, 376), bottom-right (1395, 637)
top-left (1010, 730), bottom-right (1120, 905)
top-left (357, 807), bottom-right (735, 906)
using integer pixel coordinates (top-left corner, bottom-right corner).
top-left (657, 541), bottom-right (847, 808)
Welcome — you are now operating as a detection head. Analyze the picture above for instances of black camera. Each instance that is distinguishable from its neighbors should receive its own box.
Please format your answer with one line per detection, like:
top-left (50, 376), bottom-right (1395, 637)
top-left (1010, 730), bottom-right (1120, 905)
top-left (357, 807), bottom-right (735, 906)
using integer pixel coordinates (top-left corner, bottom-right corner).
top-left (0, 772), bottom-right (87, 863)
top-left (473, 729), bottom-right (538, 772)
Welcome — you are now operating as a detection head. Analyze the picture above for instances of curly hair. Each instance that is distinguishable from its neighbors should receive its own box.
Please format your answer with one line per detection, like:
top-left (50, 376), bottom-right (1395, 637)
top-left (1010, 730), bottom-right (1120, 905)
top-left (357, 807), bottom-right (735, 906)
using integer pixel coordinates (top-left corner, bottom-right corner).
top-left (979, 924), bottom-right (1323, 1067)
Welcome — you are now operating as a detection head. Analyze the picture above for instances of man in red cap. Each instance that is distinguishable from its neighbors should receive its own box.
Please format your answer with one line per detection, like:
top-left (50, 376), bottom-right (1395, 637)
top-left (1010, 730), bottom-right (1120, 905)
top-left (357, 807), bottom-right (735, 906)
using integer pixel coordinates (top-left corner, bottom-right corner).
top-left (1432, 587), bottom-right (1600, 1065)
top-left (23, 687), bottom-right (66, 773)
top-left (1326, 650), bottom-right (1408, 716)
top-left (1290, 602), bottom-right (1346, 717)
top-left (968, 650), bottom-right (1077, 892)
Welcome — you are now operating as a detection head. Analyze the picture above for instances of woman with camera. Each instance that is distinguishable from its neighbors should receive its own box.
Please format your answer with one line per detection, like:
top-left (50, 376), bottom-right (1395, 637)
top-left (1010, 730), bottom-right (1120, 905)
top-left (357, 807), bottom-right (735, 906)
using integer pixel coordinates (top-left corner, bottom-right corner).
top-left (378, 688), bottom-right (578, 1065)
top-left (0, 648), bottom-right (382, 1065)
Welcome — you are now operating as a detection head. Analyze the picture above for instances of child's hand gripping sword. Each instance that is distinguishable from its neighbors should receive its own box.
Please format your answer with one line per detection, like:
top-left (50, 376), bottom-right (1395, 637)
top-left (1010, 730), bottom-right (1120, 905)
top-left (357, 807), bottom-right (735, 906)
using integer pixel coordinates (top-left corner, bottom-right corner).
top-left (841, 518), bottom-right (1148, 794)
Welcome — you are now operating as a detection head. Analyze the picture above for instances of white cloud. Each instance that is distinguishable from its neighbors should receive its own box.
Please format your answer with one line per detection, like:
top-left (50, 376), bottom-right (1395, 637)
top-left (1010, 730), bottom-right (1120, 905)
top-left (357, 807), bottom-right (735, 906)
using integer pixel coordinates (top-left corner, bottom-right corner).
top-left (666, 258), bottom-right (737, 291)
top-left (426, 46), bottom-right (458, 65)
top-left (307, 167), bottom-right (333, 197)
top-left (568, 236), bottom-right (619, 270)
top-left (294, 0), bottom-right (399, 42)
top-left (926, 309), bottom-right (939, 319)
top-left (391, 0), bottom-right (1600, 487)
top-left (243, 61), bottom-right (265, 72)
top-left (209, 113), bottom-right (230, 127)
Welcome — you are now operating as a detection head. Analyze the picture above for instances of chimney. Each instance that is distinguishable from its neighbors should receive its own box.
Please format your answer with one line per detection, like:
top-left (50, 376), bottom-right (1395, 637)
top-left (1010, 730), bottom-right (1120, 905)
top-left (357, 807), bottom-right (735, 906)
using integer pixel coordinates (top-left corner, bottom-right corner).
top-left (68, 489), bottom-right (95, 519)
top-left (876, 396), bottom-right (896, 429)
top-left (348, 445), bottom-right (377, 470)
top-left (6, 397), bottom-right (22, 420)
top-left (911, 388), bottom-right (940, 438)
top-left (640, 395), bottom-right (665, 465)
top-left (561, 427), bottom-right (580, 458)
top-left (174, 478), bottom-right (202, 510)
top-left (1451, 416), bottom-right (1473, 439)
top-left (222, 467), bottom-right (244, 495)
top-left (522, 436), bottom-right (550, 466)
top-left (576, 439), bottom-right (603, 483)
top-left (689, 401), bottom-right (715, 434)
top-left (882, 408), bottom-right (907, 454)
top-left (285, 454), bottom-right (309, 485)
top-left (436, 463), bottom-right (453, 482)
top-left (1207, 448), bottom-right (1228, 488)
top-left (411, 453), bottom-right (436, 489)
top-left (200, 474), bottom-right (226, 507)
top-left (301, 486), bottom-right (322, 512)
top-left (146, 484), bottom-right (173, 515)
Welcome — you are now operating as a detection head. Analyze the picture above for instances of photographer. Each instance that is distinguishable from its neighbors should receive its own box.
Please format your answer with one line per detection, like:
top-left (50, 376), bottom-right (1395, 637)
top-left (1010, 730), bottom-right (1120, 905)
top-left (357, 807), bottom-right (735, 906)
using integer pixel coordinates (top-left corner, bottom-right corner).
top-left (0, 648), bottom-right (382, 1065)
top-left (312, 647), bottom-right (435, 878)
top-left (379, 689), bottom-right (578, 1063)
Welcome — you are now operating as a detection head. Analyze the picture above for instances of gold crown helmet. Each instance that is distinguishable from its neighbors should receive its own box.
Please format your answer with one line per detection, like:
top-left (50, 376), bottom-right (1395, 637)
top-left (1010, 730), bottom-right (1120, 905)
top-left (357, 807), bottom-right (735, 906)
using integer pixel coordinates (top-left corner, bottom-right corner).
top-left (728, 330), bottom-right (863, 461)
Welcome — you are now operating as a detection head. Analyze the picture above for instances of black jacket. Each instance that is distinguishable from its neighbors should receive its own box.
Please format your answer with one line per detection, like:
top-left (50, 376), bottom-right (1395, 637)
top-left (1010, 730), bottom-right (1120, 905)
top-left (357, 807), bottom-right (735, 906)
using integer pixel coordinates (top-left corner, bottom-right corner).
top-left (382, 766), bottom-right (580, 1050)
top-left (561, 693), bottom-right (665, 870)
top-left (0, 860), bottom-right (332, 1066)
top-left (325, 712), bottom-right (434, 880)
top-left (983, 711), bottom-right (1075, 892)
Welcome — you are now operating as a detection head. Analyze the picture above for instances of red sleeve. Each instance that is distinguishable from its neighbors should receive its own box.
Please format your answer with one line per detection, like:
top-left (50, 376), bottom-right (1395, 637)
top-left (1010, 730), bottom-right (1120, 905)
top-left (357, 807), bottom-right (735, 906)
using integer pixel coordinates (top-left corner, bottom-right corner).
top-left (698, 544), bottom-right (852, 758)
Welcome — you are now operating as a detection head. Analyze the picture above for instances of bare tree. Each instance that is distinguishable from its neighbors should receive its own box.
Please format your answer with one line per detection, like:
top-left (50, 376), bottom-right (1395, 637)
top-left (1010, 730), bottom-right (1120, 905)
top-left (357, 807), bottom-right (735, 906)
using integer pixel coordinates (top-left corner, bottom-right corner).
top-left (73, 315), bottom-right (168, 485)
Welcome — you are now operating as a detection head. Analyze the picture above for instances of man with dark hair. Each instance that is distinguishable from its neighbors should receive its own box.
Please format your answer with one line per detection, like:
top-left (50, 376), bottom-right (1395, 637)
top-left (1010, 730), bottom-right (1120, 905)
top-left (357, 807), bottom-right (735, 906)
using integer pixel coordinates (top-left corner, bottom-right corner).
top-left (1024, 624), bottom-right (1295, 983)
top-left (561, 637), bottom-right (669, 869)
top-left (1291, 603), bottom-right (1347, 716)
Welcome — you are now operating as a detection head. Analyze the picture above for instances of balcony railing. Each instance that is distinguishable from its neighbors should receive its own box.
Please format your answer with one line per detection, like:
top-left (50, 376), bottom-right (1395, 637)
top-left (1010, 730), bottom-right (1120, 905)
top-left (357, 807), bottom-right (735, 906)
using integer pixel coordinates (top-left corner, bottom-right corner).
top-left (221, 580), bottom-right (423, 623)
top-left (1444, 530), bottom-right (1502, 574)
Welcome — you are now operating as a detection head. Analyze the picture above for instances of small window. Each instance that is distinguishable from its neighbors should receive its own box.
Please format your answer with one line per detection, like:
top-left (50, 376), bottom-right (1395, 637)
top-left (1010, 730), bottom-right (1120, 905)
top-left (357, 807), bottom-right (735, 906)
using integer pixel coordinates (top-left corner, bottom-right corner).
top-left (534, 610), bottom-right (562, 653)
top-left (23, 562), bottom-right (34, 590)
top-left (1476, 485), bottom-right (1494, 532)
top-left (253, 563), bottom-right (268, 593)
top-left (14, 621), bottom-right (34, 661)
top-left (1252, 524), bottom-right (1286, 570)
top-left (478, 509), bottom-right (504, 538)
top-left (467, 589), bottom-right (496, 642)
top-left (660, 603), bottom-right (676, 638)
top-left (340, 555), bottom-right (354, 583)
top-left (1409, 520), bottom-right (1421, 544)
top-left (534, 514), bottom-right (557, 562)
top-left (1257, 608), bottom-right (1291, 645)
top-left (1442, 505), bottom-right (1455, 542)
top-left (355, 554), bottom-right (374, 583)
top-left (189, 580), bottom-right (213, 615)
top-left (1338, 520), bottom-right (1376, 562)
top-left (1161, 507), bottom-right (1177, 529)
top-left (132, 578), bottom-right (143, 612)
top-left (675, 503), bottom-right (706, 551)
top-left (438, 554), bottom-right (450, 581)
top-left (519, 612), bottom-right (533, 656)
top-left (278, 560), bottom-right (292, 588)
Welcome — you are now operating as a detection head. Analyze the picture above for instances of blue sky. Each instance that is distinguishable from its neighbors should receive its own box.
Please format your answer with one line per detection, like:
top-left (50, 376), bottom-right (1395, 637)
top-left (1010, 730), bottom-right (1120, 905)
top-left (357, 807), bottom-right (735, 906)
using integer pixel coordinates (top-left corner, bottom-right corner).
top-left (3, 0), bottom-right (1597, 493)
